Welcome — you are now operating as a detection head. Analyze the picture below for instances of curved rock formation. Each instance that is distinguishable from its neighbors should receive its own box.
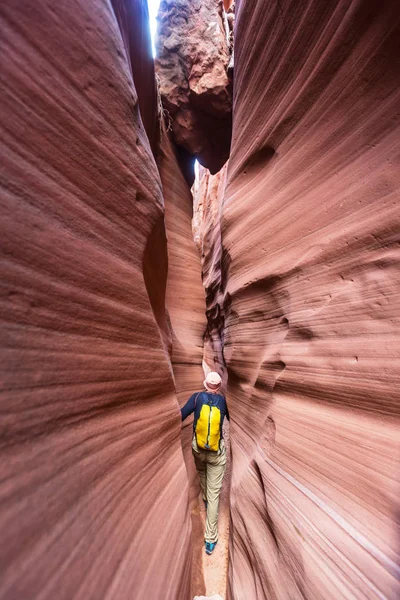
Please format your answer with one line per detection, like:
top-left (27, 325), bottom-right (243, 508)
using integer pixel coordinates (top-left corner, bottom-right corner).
top-left (221, 0), bottom-right (400, 597)
top-left (2, 0), bottom-right (400, 598)
top-left (0, 1), bottom-right (194, 598)
top-left (158, 122), bottom-right (208, 597)
top-left (158, 122), bottom-right (206, 504)
top-left (160, 129), bottom-right (206, 412)
top-left (193, 164), bottom-right (228, 380)
top-left (110, 0), bottom-right (158, 154)
top-left (156, 0), bottom-right (232, 174)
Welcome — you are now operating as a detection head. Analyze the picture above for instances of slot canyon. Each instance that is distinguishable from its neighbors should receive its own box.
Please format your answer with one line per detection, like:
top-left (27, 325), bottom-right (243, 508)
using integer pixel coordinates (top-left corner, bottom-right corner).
top-left (1, 0), bottom-right (399, 598)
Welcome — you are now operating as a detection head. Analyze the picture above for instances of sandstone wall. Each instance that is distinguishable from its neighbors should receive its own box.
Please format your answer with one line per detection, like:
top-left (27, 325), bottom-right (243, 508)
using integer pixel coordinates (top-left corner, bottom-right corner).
top-left (0, 1), bottom-right (195, 598)
top-left (159, 125), bottom-right (206, 496)
top-left (158, 126), bottom-right (208, 595)
top-left (221, 0), bottom-right (400, 598)
top-left (3, 0), bottom-right (400, 598)
top-left (111, 0), bottom-right (158, 154)
top-left (193, 164), bottom-right (229, 381)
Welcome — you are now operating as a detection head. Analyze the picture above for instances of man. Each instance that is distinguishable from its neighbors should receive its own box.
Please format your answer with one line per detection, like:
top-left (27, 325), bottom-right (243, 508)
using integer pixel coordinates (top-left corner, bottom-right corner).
top-left (181, 372), bottom-right (229, 555)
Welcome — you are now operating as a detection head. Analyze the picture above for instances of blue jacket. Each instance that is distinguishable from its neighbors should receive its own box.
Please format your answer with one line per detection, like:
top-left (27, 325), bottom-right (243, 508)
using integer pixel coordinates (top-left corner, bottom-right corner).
top-left (181, 391), bottom-right (230, 438)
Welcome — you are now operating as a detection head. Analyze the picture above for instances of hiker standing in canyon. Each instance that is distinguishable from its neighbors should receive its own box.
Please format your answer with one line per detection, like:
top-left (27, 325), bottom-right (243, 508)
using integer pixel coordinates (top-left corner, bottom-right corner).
top-left (181, 372), bottom-right (229, 555)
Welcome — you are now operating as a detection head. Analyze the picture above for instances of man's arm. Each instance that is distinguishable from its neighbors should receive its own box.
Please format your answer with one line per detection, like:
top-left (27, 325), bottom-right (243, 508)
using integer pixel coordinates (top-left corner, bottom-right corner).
top-left (181, 393), bottom-right (198, 421)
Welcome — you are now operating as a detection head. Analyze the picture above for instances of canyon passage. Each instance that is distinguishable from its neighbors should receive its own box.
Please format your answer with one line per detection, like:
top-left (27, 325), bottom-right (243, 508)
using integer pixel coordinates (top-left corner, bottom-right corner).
top-left (1, 1), bottom-right (400, 599)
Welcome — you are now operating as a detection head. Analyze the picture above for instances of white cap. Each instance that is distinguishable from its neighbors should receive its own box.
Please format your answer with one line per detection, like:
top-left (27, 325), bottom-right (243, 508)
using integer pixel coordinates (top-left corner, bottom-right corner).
top-left (204, 371), bottom-right (222, 392)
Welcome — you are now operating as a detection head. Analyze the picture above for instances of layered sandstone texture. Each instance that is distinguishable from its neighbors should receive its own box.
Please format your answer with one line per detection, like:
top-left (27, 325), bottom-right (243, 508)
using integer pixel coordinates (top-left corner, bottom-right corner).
top-left (155, 0), bottom-right (232, 173)
top-left (158, 123), bottom-right (206, 502)
top-left (193, 164), bottom-right (229, 380)
top-left (0, 1), bottom-right (201, 598)
top-left (218, 0), bottom-right (400, 598)
top-left (158, 123), bottom-right (208, 597)
top-left (110, 0), bottom-right (158, 154)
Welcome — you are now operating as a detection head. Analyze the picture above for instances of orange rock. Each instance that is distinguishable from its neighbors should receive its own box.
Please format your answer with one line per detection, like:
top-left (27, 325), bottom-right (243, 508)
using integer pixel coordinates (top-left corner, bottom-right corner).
top-left (156, 0), bottom-right (232, 173)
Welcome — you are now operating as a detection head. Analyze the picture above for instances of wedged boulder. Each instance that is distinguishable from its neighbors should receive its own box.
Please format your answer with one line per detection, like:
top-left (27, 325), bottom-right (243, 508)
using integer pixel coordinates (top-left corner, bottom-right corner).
top-left (156, 0), bottom-right (232, 174)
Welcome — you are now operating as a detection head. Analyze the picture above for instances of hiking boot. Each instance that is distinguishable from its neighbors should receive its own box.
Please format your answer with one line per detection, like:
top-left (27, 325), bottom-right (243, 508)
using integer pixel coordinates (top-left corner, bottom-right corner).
top-left (205, 541), bottom-right (217, 555)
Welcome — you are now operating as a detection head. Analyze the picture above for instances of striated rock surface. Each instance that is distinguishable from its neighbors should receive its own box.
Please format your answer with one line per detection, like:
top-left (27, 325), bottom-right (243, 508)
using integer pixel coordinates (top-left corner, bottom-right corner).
top-left (220, 0), bottom-right (400, 598)
top-left (156, 0), bottom-right (232, 174)
top-left (159, 123), bottom-right (207, 497)
top-left (3, 0), bottom-right (400, 599)
top-left (110, 0), bottom-right (158, 154)
top-left (158, 122), bottom-right (208, 597)
top-left (193, 164), bottom-right (228, 380)
top-left (0, 1), bottom-right (192, 598)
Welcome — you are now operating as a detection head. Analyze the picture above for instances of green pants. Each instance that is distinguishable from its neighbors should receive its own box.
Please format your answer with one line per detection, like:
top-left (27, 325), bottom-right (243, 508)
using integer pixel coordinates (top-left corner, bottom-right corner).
top-left (192, 436), bottom-right (227, 543)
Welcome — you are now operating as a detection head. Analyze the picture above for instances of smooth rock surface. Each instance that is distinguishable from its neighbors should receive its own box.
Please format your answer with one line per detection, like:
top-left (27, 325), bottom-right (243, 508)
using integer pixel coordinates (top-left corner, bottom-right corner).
top-left (156, 0), bottom-right (232, 173)
top-left (220, 0), bottom-right (400, 597)
top-left (0, 1), bottom-right (192, 598)
top-left (160, 123), bottom-right (206, 472)
top-left (111, 0), bottom-right (158, 154)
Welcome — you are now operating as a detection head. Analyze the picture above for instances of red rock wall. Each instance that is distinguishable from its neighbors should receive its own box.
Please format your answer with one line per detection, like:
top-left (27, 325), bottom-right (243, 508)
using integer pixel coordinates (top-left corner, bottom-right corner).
top-left (158, 125), bottom-right (208, 595)
top-left (3, 0), bottom-right (400, 598)
top-left (193, 164), bottom-right (229, 381)
top-left (158, 124), bottom-right (206, 500)
top-left (222, 0), bottom-right (400, 598)
top-left (0, 1), bottom-right (193, 598)
top-left (110, 0), bottom-right (158, 154)
top-left (160, 130), bottom-right (206, 404)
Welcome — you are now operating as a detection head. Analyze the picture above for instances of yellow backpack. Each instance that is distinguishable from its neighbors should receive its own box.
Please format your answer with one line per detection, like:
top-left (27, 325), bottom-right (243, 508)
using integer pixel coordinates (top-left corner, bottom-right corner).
top-left (195, 393), bottom-right (222, 451)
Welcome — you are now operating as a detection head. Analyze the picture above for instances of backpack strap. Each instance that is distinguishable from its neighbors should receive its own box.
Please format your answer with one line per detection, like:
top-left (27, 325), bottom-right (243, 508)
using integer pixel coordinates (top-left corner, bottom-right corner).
top-left (193, 393), bottom-right (202, 436)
